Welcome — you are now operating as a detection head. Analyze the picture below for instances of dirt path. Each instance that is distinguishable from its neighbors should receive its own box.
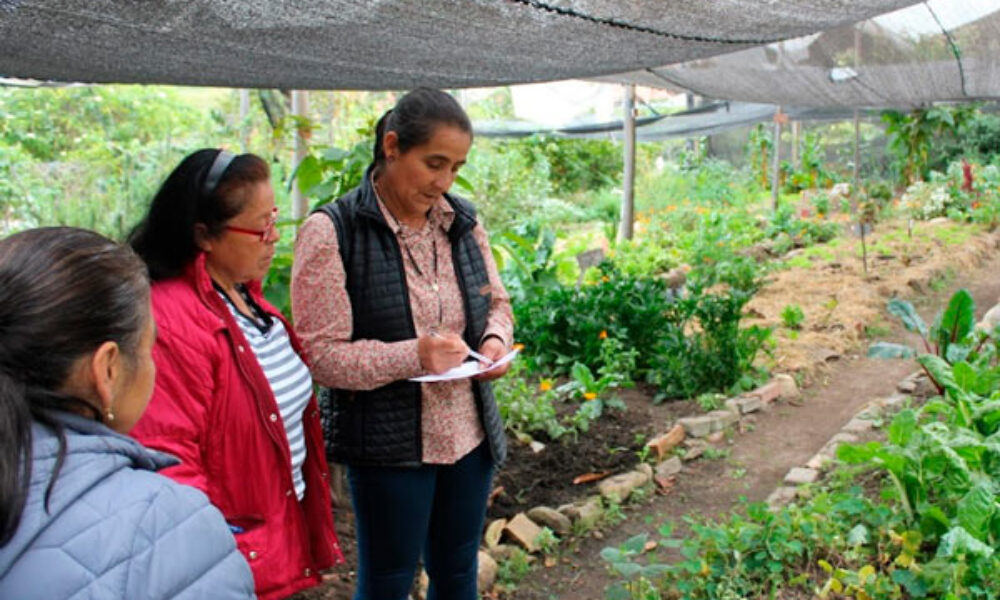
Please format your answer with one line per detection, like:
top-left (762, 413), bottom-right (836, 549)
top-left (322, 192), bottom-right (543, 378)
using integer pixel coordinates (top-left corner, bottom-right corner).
top-left (507, 250), bottom-right (1000, 600)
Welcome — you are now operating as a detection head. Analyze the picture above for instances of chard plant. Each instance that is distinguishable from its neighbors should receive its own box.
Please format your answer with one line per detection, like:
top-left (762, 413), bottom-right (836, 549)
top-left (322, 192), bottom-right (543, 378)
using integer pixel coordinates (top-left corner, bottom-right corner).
top-left (869, 288), bottom-right (999, 393)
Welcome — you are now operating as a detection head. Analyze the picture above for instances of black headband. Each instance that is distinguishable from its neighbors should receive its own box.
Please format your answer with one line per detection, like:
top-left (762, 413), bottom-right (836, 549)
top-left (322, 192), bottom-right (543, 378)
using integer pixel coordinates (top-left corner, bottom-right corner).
top-left (202, 150), bottom-right (235, 197)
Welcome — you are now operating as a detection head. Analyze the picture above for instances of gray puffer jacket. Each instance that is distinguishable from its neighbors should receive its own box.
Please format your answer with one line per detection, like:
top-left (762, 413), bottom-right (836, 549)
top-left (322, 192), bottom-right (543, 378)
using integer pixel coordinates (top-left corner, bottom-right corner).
top-left (0, 412), bottom-right (256, 599)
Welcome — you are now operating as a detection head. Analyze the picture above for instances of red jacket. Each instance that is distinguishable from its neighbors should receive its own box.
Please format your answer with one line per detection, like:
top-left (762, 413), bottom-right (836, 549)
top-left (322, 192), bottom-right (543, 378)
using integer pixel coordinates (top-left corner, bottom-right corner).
top-left (131, 254), bottom-right (343, 600)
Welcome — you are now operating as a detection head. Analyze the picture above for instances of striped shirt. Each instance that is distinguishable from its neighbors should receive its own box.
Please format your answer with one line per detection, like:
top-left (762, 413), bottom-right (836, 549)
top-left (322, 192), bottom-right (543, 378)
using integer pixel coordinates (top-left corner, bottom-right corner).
top-left (220, 288), bottom-right (312, 500)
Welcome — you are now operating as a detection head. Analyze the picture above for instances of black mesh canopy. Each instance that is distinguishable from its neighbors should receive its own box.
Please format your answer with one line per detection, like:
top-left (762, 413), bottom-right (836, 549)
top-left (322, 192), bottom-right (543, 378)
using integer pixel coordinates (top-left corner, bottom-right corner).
top-left (0, 0), bottom-right (921, 90)
top-left (599, 0), bottom-right (1000, 108)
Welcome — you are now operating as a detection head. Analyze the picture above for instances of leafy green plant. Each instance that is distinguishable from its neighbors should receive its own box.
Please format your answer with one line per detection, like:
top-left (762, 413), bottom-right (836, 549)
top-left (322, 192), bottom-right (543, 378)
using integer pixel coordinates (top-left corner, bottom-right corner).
top-left (695, 392), bottom-right (724, 412)
top-left (493, 362), bottom-right (567, 441)
top-left (494, 223), bottom-right (575, 304)
top-left (867, 289), bottom-right (993, 394)
top-left (496, 547), bottom-right (533, 591)
top-left (882, 105), bottom-right (977, 184)
top-left (292, 133), bottom-right (372, 208)
top-left (534, 527), bottom-right (560, 557)
top-left (646, 281), bottom-right (772, 401)
top-left (781, 304), bottom-right (806, 330)
top-left (602, 532), bottom-right (673, 600)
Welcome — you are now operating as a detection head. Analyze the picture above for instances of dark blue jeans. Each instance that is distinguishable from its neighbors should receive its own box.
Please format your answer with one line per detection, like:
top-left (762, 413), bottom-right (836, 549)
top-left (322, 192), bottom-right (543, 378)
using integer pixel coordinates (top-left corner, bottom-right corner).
top-left (347, 441), bottom-right (494, 600)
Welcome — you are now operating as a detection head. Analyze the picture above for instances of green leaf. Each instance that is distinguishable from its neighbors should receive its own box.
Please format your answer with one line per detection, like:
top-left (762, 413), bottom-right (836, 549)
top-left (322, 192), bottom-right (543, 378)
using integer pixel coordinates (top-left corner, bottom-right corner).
top-left (937, 289), bottom-right (975, 355)
top-left (600, 547), bottom-right (625, 563)
top-left (836, 441), bottom-right (881, 463)
top-left (604, 584), bottom-right (631, 600)
top-left (612, 562), bottom-right (642, 578)
top-left (868, 342), bottom-right (917, 359)
top-left (290, 154), bottom-right (322, 194)
top-left (622, 533), bottom-right (649, 555)
top-left (952, 361), bottom-right (979, 394)
top-left (917, 354), bottom-right (959, 396)
top-left (889, 409), bottom-right (917, 446)
top-left (640, 564), bottom-right (669, 578)
top-left (945, 343), bottom-right (973, 365)
top-left (957, 483), bottom-right (995, 541)
top-left (936, 526), bottom-right (995, 559)
top-left (888, 298), bottom-right (928, 338)
top-left (453, 172), bottom-right (474, 193)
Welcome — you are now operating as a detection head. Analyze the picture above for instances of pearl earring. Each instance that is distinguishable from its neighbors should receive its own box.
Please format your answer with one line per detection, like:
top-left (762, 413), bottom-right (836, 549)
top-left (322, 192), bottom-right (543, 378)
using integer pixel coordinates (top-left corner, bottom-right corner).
top-left (106, 410), bottom-right (115, 423)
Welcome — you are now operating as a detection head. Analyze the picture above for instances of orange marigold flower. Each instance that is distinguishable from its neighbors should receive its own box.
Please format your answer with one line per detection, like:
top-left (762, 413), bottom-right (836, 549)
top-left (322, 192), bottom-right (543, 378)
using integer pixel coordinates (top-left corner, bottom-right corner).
top-left (513, 343), bottom-right (525, 351)
top-left (972, 201), bottom-right (981, 209)
top-left (601, 275), bottom-right (610, 283)
top-left (599, 330), bottom-right (608, 339)
top-left (539, 380), bottom-right (553, 392)
top-left (583, 392), bottom-right (597, 400)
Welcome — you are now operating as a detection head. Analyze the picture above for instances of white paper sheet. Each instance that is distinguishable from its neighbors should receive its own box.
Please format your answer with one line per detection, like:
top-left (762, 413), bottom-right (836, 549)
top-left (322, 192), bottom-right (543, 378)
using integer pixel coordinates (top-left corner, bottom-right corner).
top-left (409, 348), bottom-right (520, 382)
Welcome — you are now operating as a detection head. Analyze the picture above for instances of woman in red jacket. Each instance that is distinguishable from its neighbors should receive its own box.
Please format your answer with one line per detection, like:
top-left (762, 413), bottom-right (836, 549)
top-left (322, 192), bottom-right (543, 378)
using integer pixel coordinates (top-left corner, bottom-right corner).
top-left (128, 149), bottom-right (343, 600)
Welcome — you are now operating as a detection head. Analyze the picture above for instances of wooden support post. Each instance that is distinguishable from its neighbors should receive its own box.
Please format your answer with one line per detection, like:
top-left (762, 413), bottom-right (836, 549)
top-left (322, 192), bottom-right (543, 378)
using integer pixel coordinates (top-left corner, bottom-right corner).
top-left (771, 107), bottom-right (785, 212)
top-left (291, 90), bottom-right (310, 220)
top-left (618, 84), bottom-right (636, 243)
top-left (791, 120), bottom-right (800, 170)
top-left (239, 89), bottom-right (251, 152)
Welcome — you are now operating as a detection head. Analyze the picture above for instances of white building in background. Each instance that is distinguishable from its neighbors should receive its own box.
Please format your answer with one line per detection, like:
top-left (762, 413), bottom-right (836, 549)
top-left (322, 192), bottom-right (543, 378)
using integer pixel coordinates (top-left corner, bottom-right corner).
top-left (462, 80), bottom-right (684, 128)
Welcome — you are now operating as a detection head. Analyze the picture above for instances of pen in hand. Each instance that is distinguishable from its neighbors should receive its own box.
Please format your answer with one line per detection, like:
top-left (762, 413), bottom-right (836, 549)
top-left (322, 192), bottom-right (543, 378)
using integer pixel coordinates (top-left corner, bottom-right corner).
top-left (466, 348), bottom-right (495, 366)
top-left (429, 331), bottom-right (493, 366)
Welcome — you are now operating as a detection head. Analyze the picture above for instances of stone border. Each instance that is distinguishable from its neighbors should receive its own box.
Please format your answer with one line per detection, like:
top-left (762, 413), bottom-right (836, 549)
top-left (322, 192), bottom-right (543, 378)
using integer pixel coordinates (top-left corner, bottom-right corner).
top-left (417, 367), bottom-right (926, 597)
top-left (765, 369), bottom-right (926, 509)
top-left (433, 375), bottom-right (804, 596)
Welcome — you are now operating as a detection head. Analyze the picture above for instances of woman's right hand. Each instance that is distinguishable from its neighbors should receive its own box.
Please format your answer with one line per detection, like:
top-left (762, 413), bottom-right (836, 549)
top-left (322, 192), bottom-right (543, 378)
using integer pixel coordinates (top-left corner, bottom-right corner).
top-left (417, 332), bottom-right (469, 374)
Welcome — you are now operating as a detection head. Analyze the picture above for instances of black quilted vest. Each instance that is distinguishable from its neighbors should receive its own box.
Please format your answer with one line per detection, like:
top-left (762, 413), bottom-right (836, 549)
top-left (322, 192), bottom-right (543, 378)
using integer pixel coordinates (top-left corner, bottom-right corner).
top-left (314, 173), bottom-right (507, 467)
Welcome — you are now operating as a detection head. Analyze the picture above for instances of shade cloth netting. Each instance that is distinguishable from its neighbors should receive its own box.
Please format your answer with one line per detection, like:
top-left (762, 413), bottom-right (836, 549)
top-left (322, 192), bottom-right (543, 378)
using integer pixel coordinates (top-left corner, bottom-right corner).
top-left (597, 0), bottom-right (1000, 108)
top-left (474, 102), bottom-right (884, 142)
top-left (0, 0), bottom-right (920, 90)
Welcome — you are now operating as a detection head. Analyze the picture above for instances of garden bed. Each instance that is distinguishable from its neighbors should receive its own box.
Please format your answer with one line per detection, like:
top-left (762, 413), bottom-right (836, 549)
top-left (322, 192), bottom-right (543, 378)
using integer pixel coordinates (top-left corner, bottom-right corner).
top-left (490, 385), bottom-right (702, 520)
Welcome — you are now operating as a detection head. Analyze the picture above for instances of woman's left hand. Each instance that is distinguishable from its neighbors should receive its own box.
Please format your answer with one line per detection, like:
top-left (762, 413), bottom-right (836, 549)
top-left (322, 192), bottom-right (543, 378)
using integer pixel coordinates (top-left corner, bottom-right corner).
top-left (472, 337), bottom-right (510, 381)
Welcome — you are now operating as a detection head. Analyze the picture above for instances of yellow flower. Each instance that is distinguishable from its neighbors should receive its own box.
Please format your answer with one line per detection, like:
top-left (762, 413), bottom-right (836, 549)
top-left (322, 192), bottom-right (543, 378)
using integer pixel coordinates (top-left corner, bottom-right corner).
top-left (513, 343), bottom-right (525, 351)
top-left (601, 275), bottom-right (610, 283)
top-left (665, 204), bottom-right (677, 212)
top-left (695, 207), bottom-right (709, 215)
top-left (539, 379), bottom-right (553, 392)
top-left (599, 330), bottom-right (608, 339)
top-left (583, 392), bottom-right (597, 400)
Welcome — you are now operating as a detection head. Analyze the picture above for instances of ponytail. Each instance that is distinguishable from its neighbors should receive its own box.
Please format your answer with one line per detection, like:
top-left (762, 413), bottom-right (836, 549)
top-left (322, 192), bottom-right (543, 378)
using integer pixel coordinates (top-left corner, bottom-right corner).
top-left (372, 109), bottom-right (393, 170)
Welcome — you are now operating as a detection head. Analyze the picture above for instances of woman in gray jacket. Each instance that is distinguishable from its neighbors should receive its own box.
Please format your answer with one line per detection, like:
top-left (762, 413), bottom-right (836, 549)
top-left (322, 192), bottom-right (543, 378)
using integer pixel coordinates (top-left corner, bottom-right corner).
top-left (0, 227), bottom-right (255, 600)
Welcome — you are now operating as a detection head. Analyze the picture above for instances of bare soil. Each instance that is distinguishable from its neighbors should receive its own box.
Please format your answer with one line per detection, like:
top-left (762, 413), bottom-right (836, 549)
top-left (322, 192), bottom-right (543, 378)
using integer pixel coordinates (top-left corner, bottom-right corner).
top-left (294, 224), bottom-right (1000, 600)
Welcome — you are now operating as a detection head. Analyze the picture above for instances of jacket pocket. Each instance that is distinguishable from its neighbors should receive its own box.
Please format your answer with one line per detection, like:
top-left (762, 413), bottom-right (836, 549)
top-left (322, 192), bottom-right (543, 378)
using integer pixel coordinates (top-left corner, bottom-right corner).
top-left (228, 514), bottom-right (267, 565)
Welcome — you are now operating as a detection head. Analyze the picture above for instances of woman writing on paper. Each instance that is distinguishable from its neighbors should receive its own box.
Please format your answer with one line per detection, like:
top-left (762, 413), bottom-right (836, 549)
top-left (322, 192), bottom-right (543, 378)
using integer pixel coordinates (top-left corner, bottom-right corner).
top-left (291, 88), bottom-right (513, 600)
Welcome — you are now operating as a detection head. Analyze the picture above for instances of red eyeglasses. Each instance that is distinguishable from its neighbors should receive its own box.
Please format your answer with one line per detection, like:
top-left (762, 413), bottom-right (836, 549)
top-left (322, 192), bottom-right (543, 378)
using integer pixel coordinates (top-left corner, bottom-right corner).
top-left (225, 208), bottom-right (279, 242)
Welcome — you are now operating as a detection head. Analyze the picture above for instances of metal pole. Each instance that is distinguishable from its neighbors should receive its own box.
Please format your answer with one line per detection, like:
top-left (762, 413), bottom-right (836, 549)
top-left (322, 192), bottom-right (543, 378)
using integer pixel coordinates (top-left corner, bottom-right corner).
top-left (291, 90), bottom-right (310, 220)
top-left (853, 109), bottom-right (861, 208)
top-left (239, 89), bottom-right (251, 152)
top-left (771, 107), bottom-right (784, 212)
top-left (853, 24), bottom-right (862, 210)
top-left (618, 84), bottom-right (636, 242)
